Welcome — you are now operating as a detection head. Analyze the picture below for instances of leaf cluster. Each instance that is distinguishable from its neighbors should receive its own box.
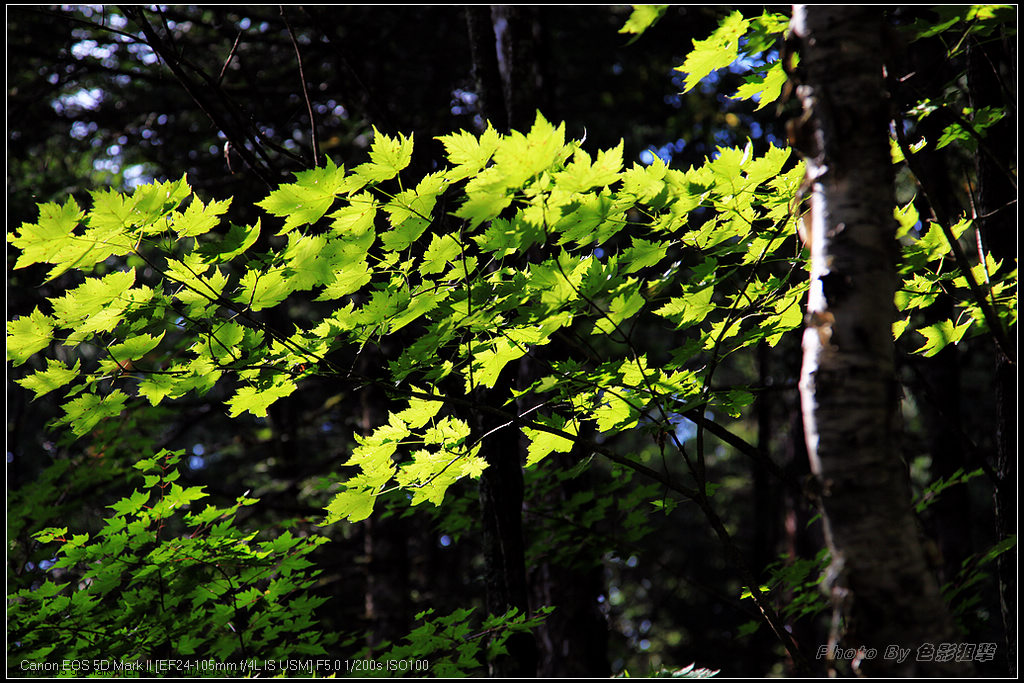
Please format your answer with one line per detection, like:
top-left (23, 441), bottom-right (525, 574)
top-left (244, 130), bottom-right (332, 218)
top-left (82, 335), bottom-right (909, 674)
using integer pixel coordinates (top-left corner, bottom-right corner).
top-left (7, 112), bottom-right (812, 529)
top-left (354, 606), bottom-right (555, 677)
top-left (8, 450), bottom-right (332, 673)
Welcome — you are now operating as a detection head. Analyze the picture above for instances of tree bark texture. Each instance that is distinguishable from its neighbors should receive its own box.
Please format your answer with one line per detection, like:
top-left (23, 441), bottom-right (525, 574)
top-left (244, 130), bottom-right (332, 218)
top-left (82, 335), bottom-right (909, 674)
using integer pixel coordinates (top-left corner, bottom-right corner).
top-left (790, 6), bottom-right (970, 676)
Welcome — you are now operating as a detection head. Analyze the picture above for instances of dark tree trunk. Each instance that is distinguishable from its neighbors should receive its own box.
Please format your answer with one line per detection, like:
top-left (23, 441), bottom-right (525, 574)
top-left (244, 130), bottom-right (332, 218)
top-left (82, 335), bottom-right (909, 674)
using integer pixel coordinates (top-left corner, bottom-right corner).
top-left (464, 10), bottom-right (546, 676)
top-left (790, 5), bottom-right (970, 676)
top-left (529, 537), bottom-right (610, 677)
top-left (464, 7), bottom-right (508, 133)
top-left (525, 433), bottom-right (610, 676)
top-left (490, 6), bottom-right (546, 131)
top-left (753, 342), bottom-right (781, 573)
top-left (475, 388), bottom-right (537, 677)
top-left (968, 28), bottom-right (1017, 676)
top-left (359, 353), bottom-right (411, 651)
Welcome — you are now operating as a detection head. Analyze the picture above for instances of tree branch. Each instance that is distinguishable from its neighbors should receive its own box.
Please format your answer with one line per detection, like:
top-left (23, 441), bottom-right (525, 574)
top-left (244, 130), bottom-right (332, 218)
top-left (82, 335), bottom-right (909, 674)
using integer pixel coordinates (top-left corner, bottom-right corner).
top-left (893, 117), bottom-right (1016, 364)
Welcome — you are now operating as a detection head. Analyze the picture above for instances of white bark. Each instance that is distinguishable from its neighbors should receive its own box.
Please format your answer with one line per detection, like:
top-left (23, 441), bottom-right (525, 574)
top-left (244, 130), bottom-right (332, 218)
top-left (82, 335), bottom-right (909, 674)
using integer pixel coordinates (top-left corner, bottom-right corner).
top-left (792, 5), bottom-right (970, 676)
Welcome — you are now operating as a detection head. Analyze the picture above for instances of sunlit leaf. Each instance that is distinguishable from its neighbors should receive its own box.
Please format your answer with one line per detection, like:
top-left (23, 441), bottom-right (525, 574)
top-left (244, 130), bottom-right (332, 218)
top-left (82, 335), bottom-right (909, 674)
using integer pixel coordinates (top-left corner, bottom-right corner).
top-left (676, 11), bottom-right (750, 93)
top-left (619, 5), bottom-right (668, 42)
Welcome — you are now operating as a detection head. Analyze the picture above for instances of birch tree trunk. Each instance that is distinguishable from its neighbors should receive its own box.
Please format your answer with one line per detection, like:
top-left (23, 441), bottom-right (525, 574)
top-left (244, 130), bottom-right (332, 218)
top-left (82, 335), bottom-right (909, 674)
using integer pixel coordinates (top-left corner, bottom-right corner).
top-left (790, 6), bottom-right (970, 676)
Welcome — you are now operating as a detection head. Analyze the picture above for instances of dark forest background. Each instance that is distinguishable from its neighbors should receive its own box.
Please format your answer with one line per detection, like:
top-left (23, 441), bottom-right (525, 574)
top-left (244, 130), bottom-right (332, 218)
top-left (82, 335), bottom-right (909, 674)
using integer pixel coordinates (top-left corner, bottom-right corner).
top-left (7, 5), bottom-right (1015, 677)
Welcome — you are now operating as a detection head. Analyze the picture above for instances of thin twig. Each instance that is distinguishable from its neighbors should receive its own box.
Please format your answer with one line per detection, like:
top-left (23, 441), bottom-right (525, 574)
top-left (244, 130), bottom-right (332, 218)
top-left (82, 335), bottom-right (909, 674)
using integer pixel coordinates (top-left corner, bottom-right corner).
top-left (218, 30), bottom-right (243, 84)
top-left (281, 6), bottom-right (321, 168)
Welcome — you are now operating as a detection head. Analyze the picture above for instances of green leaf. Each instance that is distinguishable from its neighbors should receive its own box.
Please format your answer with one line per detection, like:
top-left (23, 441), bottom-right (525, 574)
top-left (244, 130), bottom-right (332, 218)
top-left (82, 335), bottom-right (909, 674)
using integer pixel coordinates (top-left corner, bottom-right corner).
top-left (655, 285), bottom-right (715, 330)
top-left (554, 192), bottom-right (628, 246)
top-left (15, 358), bottom-right (81, 400)
top-left (595, 390), bottom-right (641, 433)
top-left (58, 390), bottom-right (130, 437)
top-left (474, 216), bottom-right (545, 257)
top-left (125, 175), bottom-right (193, 226)
top-left (592, 285), bottom-right (646, 336)
top-left (915, 318), bottom-right (972, 357)
top-left (173, 196), bottom-right (231, 237)
top-left (32, 527), bottom-right (68, 543)
top-left (437, 125), bottom-right (502, 182)
top-left (30, 180), bottom-right (188, 281)
top-left (236, 265), bottom-right (292, 311)
top-left (354, 128), bottom-right (414, 183)
top-left (732, 60), bottom-right (788, 110)
top-left (466, 336), bottom-right (530, 390)
top-left (380, 172), bottom-right (447, 251)
top-left (106, 332), bottom-right (166, 366)
top-left (389, 287), bottom-right (446, 333)
top-left (621, 156), bottom-right (671, 206)
top-left (619, 5), bottom-right (668, 42)
top-left (395, 394), bottom-right (445, 429)
top-left (458, 115), bottom-right (567, 232)
top-left (527, 251), bottom-right (588, 312)
top-left (765, 286), bottom-right (805, 346)
top-left (524, 415), bottom-right (577, 466)
top-left (937, 107), bottom-right (1006, 151)
top-left (893, 316), bottom-right (911, 341)
top-left (194, 322), bottom-right (245, 364)
top-left (324, 488), bottom-right (376, 524)
top-left (159, 483), bottom-right (208, 513)
top-left (107, 489), bottom-right (151, 517)
top-left (176, 634), bottom-right (204, 656)
top-left (896, 273), bottom-right (942, 312)
top-left (317, 260), bottom-right (372, 301)
top-left (497, 113), bottom-right (567, 187)
top-left (676, 11), bottom-right (750, 93)
top-left (257, 157), bottom-right (348, 233)
top-left (420, 233), bottom-right (463, 276)
top-left (746, 10), bottom-right (790, 51)
top-left (555, 142), bottom-right (624, 193)
top-left (29, 581), bottom-right (66, 600)
top-left (50, 269), bottom-right (137, 328)
top-left (455, 183), bottom-right (514, 230)
top-left (7, 309), bottom-right (58, 366)
top-left (137, 371), bottom-right (180, 406)
top-left (227, 375), bottom-right (298, 418)
top-left (167, 257), bottom-right (225, 315)
top-left (197, 219), bottom-right (261, 263)
top-left (894, 200), bottom-right (920, 238)
top-left (329, 192), bottom-right (379, 237)
top-left (914, 467), bottom-right (984, 514)
top-left (9, 197), bottom-right (85, 271)
top-left (905, 218), bottom-right (971, 263)
top-left (282, 233), bottom-right (353, 292)
top-left (621, 237), bottom-right (668, 274)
